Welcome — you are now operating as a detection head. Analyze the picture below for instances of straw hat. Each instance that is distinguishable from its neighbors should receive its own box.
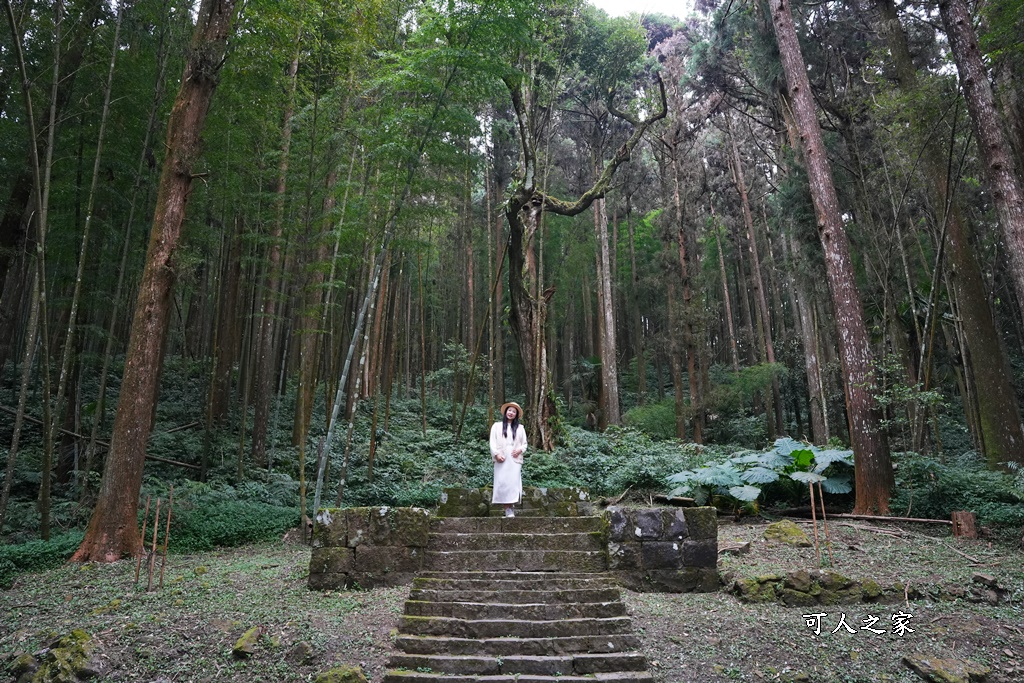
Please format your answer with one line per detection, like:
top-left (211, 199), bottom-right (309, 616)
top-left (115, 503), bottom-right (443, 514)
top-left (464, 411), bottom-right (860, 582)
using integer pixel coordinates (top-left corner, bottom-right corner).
top-left (500, 402), bottom-right (523, 419)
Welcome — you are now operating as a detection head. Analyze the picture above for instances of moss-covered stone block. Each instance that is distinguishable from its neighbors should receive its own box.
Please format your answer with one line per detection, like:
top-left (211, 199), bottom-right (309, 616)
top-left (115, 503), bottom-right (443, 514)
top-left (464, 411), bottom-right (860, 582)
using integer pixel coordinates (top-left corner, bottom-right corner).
top-left (314, 665), bottom-right (369, 683)
top-left (369, 506), bottom-right (394, 545)
top-left (902, 655), bottom-right (990, 683)
top-left (780, 588), bottom-right (819, 607)
top-left (683, 507), bottom-right (717, 540)
top-left (605, 508), bottom-right (631, 542)
top-left (607, 541), bottom-right (640, 570)
top-left (233, 626), bottom-right (262, 658)
top-left (437, 488), bottom-right (489, 517)
top-left (641, 541), bottom-right (681, 569)
top-left (861, 579), bottom-right (883, 602)
top-left (662, 509), bottom-right (688, 540)
top-left (309, 547), bottom-right (354, 576)
top-left (786, 569), bottom-right (812, 593)
top-left (820, 586), bottom-right (863, 606)
top-left (681, 539), bottom-right (717, 568)
top-left (734, 577), bottom-right (779, 603)
top-left (391, 507), bottom-right (431, 547)
top-left (354, 546), bottom-right (425, 574)
top-left (345, 508), bottom-right (371, 547)
top-left (763, 520), bottom-right (812, 547)
top-left (817, 570), bottom-right (853, 590)
top-left (312, 508), bottom-right (347, 548)
top-left (635, 509), bottom-right (663, 539)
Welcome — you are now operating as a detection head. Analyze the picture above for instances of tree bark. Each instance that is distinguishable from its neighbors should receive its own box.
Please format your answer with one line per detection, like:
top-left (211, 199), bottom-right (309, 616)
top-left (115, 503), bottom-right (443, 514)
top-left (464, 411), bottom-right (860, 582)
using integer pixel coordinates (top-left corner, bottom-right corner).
top-left (502, 73), bottom-right (666, 449)
top-left (594, 196), bottom-right (621, 426)
top-left (251, 44), bottom-right (300, 469)
top-left (939, 0), bottom-right (1024, 349)
top-left (770, 0), bottom-right (893, 513)
top-left (72, 0), bottom-right (239, 562)
top-left (878, 0), bottom-right (1024, 467)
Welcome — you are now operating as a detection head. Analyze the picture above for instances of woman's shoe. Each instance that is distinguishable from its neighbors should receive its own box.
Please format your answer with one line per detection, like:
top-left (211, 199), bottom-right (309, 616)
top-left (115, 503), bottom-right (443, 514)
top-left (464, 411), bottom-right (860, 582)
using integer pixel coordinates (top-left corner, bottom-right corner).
top-left (504, 508), bottom-right (515, 518)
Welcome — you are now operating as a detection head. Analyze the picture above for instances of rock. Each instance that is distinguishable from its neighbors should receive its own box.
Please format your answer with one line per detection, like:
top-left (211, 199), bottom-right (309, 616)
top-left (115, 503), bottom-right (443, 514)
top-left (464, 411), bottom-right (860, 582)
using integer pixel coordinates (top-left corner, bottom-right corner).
top-left (763, 520), bottom-right (812, 547)
top-left (285, 641), bottom-right (315, 665)
top-left (902, 654), bottom-right (991, 683)
top-left (861, 579), bottom-right (884, 602)
top-left (313, 665), bottom-right (369, 683)
top-left (780, 672), bottom-right (811, 683)
top-left (971, 573), bottom-right (998, 588)
top-left (27, 629), bottom-right (96, 683)
top-left (785, 570), bottom-right (812, 593)
top-left (9, 653), bottom-right (37, 678)
top-left (233, 626), bottom-right (263, 658)
top-left (719, 541), bottom-right (751, 556)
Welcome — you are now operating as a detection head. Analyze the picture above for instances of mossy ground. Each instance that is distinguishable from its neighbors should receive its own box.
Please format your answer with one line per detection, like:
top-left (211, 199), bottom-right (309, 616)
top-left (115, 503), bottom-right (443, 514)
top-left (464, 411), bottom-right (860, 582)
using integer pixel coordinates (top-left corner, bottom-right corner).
top-left (2, 518), bottom-right (1022, 682)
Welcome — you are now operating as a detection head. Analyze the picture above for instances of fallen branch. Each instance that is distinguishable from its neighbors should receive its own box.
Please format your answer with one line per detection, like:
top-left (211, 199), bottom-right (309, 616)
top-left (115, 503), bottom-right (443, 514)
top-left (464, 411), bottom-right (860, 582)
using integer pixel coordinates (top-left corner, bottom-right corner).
top-left (781, 507), bottom-right (952, 525)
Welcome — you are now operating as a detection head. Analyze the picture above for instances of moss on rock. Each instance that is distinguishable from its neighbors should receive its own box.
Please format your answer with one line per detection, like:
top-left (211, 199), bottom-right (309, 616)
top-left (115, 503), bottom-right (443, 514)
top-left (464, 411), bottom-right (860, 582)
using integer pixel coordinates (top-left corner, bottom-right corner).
top-left (314, 665), bottom-right (369, 683)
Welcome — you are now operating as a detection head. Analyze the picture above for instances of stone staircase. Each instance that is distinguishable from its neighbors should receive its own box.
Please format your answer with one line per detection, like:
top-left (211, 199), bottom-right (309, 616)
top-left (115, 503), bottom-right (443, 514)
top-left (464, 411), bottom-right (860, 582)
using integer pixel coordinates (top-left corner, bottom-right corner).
top-left (382, 515), bottom-right (655, 683)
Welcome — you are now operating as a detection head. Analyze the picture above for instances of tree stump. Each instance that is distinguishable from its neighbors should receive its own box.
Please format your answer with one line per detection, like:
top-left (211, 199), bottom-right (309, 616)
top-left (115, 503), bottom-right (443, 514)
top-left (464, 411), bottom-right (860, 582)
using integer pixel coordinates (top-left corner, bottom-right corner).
top-left (951, 511), bottom-right (978, 539)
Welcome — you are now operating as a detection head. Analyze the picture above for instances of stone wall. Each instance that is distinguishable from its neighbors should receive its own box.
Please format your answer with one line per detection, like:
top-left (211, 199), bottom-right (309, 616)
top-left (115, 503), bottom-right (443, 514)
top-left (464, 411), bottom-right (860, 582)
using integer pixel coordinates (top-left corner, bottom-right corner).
top-left (308, 506), bottom-right (431, 589)
top-left (604, 506), bottom-right (720, 593)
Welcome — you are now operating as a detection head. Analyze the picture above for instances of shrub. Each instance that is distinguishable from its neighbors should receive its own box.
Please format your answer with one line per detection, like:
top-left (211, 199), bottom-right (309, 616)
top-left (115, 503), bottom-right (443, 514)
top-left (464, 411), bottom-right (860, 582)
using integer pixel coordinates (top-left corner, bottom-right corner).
top-left (891, 453), bottom-right (1024, 527)
top-left (169, 501), bottom-right (298, 552)
top-left (0, 531), bottom-right (84, 589)
top-left (623, 399), bottom-right (677, 440)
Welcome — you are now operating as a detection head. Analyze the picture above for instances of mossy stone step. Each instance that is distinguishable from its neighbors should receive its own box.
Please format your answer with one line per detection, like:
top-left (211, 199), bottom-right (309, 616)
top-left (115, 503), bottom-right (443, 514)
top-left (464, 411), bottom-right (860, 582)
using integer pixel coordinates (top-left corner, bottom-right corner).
top-left (393, 634), bottom-right (641, 657)
top-left (408, 587), bottom-right (622, 604)
top-left (430, 517), bottom-right (604, 534)
top-left (416, 571), bottom-right (613, 583)
top-left (397, 615), bottom-right (634, 639)
top-left (388, 652), bottom-right (647, 677)
top-left (381, 671), bottom-right (655, 683)
top-left (412, 577), bottom-right (616, 594)
top-left (426, 550), bottom-right (607, 573)
top-left (427, 532), bottom-right (605, 552)
top-left (403, 600), bottom-right (627, 621)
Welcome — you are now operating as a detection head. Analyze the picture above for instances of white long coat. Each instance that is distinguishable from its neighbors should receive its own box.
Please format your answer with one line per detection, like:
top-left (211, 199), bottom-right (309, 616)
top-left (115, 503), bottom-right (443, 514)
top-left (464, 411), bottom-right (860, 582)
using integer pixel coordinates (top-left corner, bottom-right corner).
top-left (490, 421), bottom-right (528, 504)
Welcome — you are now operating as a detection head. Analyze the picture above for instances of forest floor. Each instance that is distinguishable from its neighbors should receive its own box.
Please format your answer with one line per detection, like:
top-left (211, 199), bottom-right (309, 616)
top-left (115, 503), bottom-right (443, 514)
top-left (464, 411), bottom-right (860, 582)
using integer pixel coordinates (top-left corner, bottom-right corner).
top-left (1, 516), bottom-right (1023, 683)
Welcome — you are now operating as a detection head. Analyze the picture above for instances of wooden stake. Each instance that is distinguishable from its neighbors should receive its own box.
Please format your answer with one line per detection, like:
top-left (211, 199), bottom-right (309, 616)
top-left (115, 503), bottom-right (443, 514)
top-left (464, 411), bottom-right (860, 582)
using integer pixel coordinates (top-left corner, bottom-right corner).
top-left (135, 495), bottom-right (151, 584)
top-left (147, 498), bottom-right (161, 591)
top-left (818, 482), bottom-right (834, 566)
top-left (159, 486), bottom-right (174, 588)
top-left (808, 482), bottom-right (821, 567)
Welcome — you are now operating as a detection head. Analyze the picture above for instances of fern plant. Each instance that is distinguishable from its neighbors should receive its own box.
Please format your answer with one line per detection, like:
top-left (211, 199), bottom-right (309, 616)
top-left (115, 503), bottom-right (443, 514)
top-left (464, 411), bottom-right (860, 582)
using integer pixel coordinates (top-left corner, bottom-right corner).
top-left (666, 438), bottom-right (854, 510)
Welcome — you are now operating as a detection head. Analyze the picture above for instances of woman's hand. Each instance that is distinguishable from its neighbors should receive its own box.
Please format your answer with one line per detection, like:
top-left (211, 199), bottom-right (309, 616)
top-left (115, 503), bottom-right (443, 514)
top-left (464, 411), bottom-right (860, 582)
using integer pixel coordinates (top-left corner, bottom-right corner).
top-left (494, 454), bottom-right (506, 463)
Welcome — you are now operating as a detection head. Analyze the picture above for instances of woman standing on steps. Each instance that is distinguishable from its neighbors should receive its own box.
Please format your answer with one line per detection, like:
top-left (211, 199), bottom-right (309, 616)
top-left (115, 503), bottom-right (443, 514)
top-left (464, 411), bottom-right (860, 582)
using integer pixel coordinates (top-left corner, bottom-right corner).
top-left (490, 402), bottom-right (527, 517)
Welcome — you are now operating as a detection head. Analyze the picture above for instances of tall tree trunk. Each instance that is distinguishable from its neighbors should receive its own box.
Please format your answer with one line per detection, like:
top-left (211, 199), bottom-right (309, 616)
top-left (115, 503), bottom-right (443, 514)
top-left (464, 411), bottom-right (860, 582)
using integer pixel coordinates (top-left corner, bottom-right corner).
top-left (72, 0), bottom-right (239, 562)
top-left (251, 43), bottom-right (300, 469)
top-left (878, 0), bottom-right (1024, 467)
top-left (770, 0), bottom-right (893, 513)
top-left (594, 196), bottom-right (621, 426)
top-left (727, 114), bottom-right (783, 437)
top-left (939, 0), bottom-right (1024, 348)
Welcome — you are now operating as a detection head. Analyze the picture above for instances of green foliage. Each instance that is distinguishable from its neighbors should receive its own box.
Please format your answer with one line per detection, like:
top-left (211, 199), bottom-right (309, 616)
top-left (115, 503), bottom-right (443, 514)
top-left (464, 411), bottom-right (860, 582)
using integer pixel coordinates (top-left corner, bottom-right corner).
top-left (891, 453), bottom-right (1024, 527)
top-left (0, 532), bottom-right (84, 589)
top-left (168, 501), bottom-right (298, 552)
top-left (623, 398), bottom-right (677, 440)
top-left (667, 438), bottom-right (854, 510)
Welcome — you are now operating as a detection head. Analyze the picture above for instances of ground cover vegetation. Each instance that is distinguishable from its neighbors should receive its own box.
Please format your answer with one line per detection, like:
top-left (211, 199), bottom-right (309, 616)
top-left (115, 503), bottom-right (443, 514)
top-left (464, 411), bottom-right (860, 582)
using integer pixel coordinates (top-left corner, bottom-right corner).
top-left (3, 0), bottom-right (1024, 677)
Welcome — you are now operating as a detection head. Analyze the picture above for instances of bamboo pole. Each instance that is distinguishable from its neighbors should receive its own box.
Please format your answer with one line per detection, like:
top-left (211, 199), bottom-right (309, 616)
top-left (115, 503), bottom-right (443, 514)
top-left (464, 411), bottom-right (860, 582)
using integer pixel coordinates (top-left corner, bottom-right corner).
top-left (808, 482), bottom-right (821, 567)
top-left (147, 498), bottom-right (161, 591)
top-left (134, 495), bottom-right (151, 584)
top-left (817, 482), bottom-right (834, 566)
top-left (159, 486), bottom-right (173, 588)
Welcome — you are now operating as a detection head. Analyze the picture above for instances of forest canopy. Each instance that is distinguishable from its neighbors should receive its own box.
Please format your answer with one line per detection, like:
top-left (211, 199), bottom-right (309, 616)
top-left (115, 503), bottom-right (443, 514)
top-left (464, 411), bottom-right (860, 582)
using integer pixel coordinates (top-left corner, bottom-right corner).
top-left (1, 0), bottom-right (1024, 559)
